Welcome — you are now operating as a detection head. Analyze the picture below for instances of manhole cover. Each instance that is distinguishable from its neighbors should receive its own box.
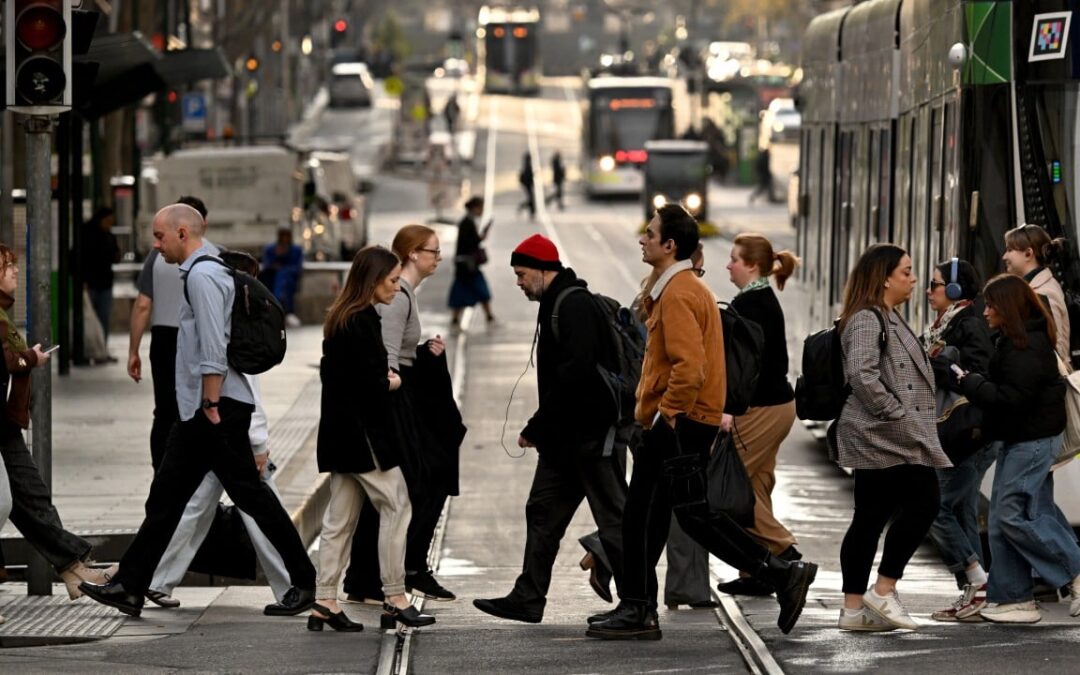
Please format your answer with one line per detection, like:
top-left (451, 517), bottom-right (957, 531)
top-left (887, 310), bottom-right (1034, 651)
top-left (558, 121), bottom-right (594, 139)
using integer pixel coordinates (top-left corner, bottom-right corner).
top-left (0, 595), bottom-right (127, 647)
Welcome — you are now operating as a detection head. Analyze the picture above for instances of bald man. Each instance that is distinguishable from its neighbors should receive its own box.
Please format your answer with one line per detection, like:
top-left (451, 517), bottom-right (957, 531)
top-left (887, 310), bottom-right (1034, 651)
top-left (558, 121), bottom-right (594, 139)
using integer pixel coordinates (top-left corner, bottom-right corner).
top-left (80, 205), bottom-right (316, 617)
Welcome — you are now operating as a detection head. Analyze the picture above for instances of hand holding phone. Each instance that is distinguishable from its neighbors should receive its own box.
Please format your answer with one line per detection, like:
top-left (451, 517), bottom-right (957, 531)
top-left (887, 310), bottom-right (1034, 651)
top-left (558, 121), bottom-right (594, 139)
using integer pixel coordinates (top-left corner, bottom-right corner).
top-left (950, 363), bottom-right (966, 380)
top-left (43, 345), bottom-right (60, 355)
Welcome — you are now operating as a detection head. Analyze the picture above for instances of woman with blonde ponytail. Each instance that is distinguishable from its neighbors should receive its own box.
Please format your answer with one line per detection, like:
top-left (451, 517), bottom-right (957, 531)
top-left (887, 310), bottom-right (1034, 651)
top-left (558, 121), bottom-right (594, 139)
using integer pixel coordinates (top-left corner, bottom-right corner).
top-left (715, 233), bottom-right (804, 597)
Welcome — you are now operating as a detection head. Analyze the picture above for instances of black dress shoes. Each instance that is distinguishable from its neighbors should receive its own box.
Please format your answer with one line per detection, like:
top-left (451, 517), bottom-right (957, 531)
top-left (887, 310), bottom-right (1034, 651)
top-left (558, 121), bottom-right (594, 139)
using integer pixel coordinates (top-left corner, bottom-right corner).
top-left (382, 602), bottom-right (436, 628)
top-left (579, 552), bottom-right (613, 604)
top-left (264, 587), bottom-right (316, 616)
top-left (405, 570), bottom-right (456, 601)
top-left (585, 602), bottom-right (662, 640)
top-left (587, 606), bottom-right (620, 624)
top-left (79, 580), bottom-right (144, 617)
top-left (759, 557), bottom-right (818, 634)
top-left (716, 576), bottom-right (775, 597)
top-left (472, 597), bottom-right (542, 624)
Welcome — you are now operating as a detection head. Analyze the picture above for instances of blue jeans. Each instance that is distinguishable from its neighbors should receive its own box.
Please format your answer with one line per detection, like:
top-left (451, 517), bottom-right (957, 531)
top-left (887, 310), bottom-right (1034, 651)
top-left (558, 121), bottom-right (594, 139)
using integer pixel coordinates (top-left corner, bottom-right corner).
top-left (930, 443), bottom-right (998, 587)
top-left (987, 436), bottom-right (1080, 603)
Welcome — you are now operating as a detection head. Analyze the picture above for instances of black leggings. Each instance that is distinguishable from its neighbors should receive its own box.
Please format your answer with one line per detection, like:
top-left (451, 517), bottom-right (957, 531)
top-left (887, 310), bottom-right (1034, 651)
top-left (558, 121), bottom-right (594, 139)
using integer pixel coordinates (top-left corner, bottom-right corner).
top-left (840, 464), bottom-right (940, 594)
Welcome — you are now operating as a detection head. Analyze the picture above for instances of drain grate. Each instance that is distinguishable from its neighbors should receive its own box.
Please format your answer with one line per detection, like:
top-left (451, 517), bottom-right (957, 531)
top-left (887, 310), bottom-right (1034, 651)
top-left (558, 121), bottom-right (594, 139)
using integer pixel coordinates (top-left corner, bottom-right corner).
top-left (0, 595), bottom-right (126, 647)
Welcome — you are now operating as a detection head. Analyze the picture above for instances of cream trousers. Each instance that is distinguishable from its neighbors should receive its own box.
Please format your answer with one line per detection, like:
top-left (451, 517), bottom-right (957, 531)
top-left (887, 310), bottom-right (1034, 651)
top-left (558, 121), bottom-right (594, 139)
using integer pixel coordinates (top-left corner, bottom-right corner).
top-left (316, 468), bottom-right (412, 598)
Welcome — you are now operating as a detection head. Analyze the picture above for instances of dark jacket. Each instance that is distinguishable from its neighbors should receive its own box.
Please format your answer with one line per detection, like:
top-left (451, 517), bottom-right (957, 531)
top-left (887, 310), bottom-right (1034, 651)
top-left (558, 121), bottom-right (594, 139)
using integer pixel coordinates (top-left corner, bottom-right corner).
top-left (521, 268), bottom-right (616, 455)
top-left (730, 286), bottom-right (794, 407)
top-left (930, 305), bottom-right (994, 392)
top-left (317, 307), bottom-right (401, 473)
top-left (960, 315), bottom-right (1066, 443)
top-left (412, 347), bottom-right (467, 495)
top-left (454, 215), bottom-right (483, 279)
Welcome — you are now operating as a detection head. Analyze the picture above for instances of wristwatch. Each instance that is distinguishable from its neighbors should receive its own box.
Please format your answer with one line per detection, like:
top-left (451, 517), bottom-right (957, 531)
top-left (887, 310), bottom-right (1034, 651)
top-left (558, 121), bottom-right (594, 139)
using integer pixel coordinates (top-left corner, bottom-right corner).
top-left (201, 398), bottom-right (219, 410)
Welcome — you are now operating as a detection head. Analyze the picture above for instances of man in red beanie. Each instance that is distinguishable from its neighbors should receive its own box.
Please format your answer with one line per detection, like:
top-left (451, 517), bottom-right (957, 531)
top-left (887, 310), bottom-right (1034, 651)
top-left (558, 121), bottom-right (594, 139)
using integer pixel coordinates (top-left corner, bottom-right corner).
top-left (473, 234), bottom-right (628, 624)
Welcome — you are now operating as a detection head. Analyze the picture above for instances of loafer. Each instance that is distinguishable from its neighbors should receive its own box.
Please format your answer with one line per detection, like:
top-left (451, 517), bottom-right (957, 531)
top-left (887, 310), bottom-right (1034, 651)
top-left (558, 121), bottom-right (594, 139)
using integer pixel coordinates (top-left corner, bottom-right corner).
top-left (579, 552), bottom-right (613, 604)
top-left (717, 576), bottom-right (775, 597)
top-left (585, 602), bottom-right (662, 640)
top-left (472, 597), bottom-right (542, 624)
top-left (406, 570), bottom-right (456, 601)
top-left (79, 580), bottom-right (144, 618)
top-left (264, 587), bottom-right (316, 616)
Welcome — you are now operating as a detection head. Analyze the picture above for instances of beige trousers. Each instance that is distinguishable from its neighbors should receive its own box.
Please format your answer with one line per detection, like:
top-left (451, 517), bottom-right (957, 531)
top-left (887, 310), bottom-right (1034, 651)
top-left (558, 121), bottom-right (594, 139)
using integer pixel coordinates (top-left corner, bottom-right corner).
top-left (316, 468), bottom-right (412, 598)
top-left (733, 400), bottom-right (798, 555)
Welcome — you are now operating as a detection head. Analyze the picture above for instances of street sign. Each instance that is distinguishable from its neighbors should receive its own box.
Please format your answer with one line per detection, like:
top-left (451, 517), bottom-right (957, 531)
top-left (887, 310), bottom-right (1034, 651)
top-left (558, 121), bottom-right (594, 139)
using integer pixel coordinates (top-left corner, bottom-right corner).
top-left (181, 92), bottom-right (207, 133)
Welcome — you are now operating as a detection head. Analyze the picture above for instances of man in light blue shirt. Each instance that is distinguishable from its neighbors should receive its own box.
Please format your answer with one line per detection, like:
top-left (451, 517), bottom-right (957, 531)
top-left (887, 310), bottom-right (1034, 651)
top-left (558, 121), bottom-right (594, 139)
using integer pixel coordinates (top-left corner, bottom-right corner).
top-left (80, 204), bottom-right (316, 618)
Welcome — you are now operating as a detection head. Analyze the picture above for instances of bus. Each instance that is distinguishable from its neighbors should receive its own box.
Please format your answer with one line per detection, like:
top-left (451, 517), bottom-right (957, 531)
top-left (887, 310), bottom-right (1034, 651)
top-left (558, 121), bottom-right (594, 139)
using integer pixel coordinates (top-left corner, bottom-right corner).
top-left (478, 6), bottom-right (541, 95)
top-left (795, 0), bottom-right (1080, 524)
top-left (582, 77), bottom-right (684, 197)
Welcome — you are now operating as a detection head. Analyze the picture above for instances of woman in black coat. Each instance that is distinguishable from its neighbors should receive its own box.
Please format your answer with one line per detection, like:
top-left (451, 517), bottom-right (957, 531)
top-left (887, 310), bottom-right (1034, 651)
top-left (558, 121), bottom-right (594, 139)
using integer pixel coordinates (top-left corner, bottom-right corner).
top-left (922, 258), bottom-right (995, 622)
top-left (310, 246), bottom-right (434, 632)
top-left (954, 274), bottom-right (1080, 624)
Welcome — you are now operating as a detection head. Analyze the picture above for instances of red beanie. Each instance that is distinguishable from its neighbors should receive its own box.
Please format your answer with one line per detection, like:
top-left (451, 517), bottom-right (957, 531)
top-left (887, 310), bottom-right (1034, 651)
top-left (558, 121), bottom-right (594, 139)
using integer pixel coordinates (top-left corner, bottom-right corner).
top-left (510, 234), bottom-right (563, 271)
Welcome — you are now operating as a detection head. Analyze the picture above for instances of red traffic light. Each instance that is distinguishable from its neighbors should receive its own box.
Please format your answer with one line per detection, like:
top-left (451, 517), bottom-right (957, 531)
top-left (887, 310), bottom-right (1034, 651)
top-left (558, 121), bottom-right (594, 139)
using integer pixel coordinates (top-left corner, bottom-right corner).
top-left (334, 19), bottom-right (348, 33)
top-left (16, 2), bottom-right (66, 51)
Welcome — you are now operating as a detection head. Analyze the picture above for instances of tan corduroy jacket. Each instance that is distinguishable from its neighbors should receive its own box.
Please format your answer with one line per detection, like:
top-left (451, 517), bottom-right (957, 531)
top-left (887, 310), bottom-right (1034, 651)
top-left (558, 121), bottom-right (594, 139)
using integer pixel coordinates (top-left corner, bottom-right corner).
top-left (635, 267), bottom-right (726, 428)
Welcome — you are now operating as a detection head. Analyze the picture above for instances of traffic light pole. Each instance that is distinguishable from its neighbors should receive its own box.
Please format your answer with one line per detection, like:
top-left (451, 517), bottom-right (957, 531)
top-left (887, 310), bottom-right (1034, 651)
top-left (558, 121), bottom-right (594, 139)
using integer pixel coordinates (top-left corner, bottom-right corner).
top-left (24, 114), bottom-right (54, 596)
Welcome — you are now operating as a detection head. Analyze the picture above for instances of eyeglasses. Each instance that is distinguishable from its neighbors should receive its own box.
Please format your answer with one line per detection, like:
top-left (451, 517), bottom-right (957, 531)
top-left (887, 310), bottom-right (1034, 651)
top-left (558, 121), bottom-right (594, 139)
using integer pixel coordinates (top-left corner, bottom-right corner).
top-left (693, 268), bottom-right (706, 278)
top-left (417, 248), bottom-right (441, 255)
top-left (928, 280), bottom-right (945, 291)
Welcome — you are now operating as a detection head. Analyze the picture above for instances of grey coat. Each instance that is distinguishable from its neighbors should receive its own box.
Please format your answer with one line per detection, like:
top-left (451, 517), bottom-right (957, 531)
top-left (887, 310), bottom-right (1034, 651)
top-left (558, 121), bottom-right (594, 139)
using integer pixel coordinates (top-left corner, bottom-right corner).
top-left (836, 308), bottom-right (952, 470)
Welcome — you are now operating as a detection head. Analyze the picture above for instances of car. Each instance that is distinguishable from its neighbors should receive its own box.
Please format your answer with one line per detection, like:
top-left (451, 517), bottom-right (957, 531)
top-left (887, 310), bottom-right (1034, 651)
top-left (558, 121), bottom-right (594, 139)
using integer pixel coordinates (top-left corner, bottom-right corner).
top-left (328, 62), bottom-right (375, 108)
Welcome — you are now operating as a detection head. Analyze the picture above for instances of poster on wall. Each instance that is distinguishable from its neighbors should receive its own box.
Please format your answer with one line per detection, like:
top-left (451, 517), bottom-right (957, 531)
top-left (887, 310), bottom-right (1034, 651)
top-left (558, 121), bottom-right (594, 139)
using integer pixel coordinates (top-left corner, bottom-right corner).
top-left (1029, 11), bottom-right (1072, 62)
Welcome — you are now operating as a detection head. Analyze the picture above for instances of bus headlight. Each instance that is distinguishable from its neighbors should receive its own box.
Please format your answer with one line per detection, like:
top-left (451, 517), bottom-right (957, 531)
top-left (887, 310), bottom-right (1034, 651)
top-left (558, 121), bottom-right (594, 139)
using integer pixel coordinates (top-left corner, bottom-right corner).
top-left (685, 193), bottom-right (702, 212)
top-left (652, 194), bottom-right (667, 209)
top-left (599, 155), bottom-right (616, 172)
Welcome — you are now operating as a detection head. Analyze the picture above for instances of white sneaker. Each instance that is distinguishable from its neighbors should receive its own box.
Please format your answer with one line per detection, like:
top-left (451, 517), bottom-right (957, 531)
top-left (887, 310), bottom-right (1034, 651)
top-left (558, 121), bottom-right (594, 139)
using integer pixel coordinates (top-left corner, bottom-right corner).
top-left (838, 608), bottom-right (896, 632)
top-left (1069, 574), bottom-right (1080, 617)
top-left (980, 601), bottom-right (1041, 624)
top-left (862, 588), bottom-right (920, 630)
top-left (933, 583), bottom-right (986, 623)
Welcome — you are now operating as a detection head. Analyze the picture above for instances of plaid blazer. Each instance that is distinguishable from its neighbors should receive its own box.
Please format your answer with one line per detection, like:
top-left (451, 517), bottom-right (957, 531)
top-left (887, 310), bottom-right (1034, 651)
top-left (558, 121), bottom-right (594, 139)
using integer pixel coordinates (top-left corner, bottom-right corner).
top-left (835, 308), bottom-right (952, 470)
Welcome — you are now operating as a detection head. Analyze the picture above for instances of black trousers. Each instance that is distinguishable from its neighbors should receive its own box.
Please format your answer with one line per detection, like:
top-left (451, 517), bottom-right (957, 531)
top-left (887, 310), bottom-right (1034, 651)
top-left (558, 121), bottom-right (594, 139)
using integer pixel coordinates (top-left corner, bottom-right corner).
top-left (114, 398), bottom-right (316, 594)
top-left (621, 418), bottom-right (769, 607)
top-left (342, 474), bottom-right (450, 596)
top-left (0, 427), bottom-right (91, 571)
top-left (505, 448), bottom-right (627, 615)
top-left (148, 326), bottom-right (179, 472)
top-left (840, 464), bottom-right (940, 594)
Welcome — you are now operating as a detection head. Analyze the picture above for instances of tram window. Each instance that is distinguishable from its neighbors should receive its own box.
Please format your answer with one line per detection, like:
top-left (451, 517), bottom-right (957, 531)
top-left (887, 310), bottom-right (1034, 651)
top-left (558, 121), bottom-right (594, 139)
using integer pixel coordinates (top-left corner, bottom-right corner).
top-left (879, 128), bottom-right (892, 242)
top-left (942, 101), bottom-right (958, 252)
top-left (1031, 83), bottom-right (1080, 236)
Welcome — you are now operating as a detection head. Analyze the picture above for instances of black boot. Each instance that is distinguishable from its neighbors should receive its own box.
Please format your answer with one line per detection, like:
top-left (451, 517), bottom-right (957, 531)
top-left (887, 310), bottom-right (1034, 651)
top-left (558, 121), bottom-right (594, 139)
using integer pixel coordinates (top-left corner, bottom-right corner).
top-left (716, 576), bottom-right (775, 597)
top-left (585, 602), bottom-right (662, 640)
top-left (758, 555), bottom-right (817, 635)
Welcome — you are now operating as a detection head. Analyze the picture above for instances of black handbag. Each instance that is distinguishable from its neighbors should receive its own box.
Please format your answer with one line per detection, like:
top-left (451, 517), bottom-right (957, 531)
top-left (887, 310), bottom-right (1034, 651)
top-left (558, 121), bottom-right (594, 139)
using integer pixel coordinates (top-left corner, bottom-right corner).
top-left (936, 388), bottom-right (984, 465)
top-left (188, 504), bottom-right (257, 580)
top-left (709, 431), bottom-right (756, 528)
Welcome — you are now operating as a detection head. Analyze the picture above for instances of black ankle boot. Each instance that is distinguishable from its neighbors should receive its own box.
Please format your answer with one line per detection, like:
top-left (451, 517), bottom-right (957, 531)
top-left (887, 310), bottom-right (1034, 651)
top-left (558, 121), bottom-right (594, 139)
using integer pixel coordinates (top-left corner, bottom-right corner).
top-left (758, 555), bottom-right (817, 635)
top-left (585, 602), bottom-right (662, 640)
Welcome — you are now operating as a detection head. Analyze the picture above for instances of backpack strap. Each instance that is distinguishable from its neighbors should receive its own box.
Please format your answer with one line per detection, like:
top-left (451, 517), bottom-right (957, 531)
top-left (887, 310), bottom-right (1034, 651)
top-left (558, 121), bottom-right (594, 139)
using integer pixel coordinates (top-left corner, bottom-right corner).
top-left (550, 286), bottom-right (591, 343)
top-left (182, 254), bottom-right (230, 307)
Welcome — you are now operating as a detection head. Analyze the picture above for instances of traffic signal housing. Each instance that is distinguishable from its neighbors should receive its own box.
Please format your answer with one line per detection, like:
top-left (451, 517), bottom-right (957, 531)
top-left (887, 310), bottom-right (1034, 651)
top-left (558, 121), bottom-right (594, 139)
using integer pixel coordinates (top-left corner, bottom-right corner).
top-left (5, 0), bottom-right (72, 114)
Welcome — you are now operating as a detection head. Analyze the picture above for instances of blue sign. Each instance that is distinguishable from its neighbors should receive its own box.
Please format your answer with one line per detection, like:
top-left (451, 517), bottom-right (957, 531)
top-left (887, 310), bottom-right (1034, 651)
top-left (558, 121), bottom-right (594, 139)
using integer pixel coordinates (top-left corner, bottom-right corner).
top-left (181, 92), bottom-right (207, 133)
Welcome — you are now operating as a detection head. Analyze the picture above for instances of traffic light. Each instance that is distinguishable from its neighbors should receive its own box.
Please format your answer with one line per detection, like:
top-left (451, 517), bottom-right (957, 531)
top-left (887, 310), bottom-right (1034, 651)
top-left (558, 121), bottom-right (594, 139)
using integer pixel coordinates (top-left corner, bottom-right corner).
top-left (5, 0), bottom-right (72, 113)
top-left (331, 18), bottom-right (348, 48)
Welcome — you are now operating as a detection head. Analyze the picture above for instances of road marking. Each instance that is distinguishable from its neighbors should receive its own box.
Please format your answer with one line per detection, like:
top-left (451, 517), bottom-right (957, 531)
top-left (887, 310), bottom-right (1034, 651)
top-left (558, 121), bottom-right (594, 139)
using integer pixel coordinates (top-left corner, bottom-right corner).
top-left (525, 100), bottom-right (571, 267)
top-left (714, 593), bottom-right (786, 675)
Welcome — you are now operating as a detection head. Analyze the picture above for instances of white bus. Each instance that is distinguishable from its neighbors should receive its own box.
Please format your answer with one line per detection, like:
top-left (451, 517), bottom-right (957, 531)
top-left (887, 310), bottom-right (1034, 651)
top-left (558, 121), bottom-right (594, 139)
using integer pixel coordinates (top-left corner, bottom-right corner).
top-left (582, 77), bottom-right (684, 197)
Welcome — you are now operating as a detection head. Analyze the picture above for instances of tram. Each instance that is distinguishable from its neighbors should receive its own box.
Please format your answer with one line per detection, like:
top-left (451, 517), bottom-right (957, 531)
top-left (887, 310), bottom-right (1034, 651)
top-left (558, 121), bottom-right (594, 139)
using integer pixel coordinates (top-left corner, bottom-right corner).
top-left (582, 76), bottom-right (686, 197)
top-left (477, 6), bottom-right (541, 95)
top-left (796, 0), bottom-right (1080, 522)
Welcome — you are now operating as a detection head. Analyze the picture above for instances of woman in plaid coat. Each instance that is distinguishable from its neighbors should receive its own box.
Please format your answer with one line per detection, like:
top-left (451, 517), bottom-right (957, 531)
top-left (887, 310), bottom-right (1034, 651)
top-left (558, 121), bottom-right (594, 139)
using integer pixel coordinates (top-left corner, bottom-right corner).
top-left (835, 244), bottom-right (952, 633)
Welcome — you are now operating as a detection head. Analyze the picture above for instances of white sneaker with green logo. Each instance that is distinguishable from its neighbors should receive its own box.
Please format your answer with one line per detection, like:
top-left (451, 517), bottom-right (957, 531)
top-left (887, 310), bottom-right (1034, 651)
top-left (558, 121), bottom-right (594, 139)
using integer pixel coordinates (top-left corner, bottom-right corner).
top-left (837, 608), bottom-right (896, 632)
top-left (862, 588), bottom-right (919, 630)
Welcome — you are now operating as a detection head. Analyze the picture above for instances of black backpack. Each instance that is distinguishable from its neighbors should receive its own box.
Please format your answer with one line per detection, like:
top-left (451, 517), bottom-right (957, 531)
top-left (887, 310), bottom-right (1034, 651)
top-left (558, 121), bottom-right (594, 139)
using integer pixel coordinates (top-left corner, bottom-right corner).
top-left (552, 286), bottom-right (646, 454)
top-left (184, 255), bottom-right (287, 375)
top-left (795, 309), bottom-right (886, 421)
top-left (718, 302), bottom-right (764, 416)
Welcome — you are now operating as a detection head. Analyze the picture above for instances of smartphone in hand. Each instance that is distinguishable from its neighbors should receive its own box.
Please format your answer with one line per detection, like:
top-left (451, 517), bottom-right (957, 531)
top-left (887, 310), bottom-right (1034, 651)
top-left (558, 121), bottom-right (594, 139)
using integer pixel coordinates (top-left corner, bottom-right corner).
top-left (43, 345), bottom-right (59, 355)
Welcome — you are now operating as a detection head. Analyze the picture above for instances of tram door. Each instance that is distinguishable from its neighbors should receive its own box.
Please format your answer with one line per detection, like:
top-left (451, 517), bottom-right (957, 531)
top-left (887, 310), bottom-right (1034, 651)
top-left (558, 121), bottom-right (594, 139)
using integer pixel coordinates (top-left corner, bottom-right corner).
top-left (910, 106), bottom-right (931, 330)
top-left (942, 98), bottom-right (960, 260)
top-left (820, 125), bottom-right (837, 322)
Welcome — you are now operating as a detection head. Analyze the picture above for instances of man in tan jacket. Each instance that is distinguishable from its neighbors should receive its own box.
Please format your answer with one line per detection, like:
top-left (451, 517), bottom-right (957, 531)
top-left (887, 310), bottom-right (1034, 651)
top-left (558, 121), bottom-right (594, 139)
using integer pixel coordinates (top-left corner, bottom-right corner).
top-left (587, 204), bottom-right (817, 641)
